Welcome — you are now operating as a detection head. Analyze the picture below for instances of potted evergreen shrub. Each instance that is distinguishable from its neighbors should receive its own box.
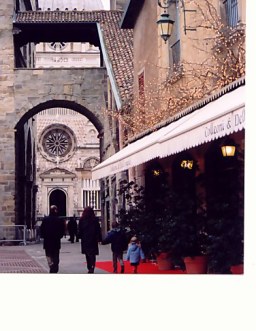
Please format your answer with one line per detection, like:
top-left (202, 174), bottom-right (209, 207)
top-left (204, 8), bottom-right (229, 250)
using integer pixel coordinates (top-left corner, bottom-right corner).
top-left (116, 178), bottom-right (209, 272)
top-left (206, 143), bottom-right (244, 274)
top-left (163, 190), bottom-right (209, 274)
top-left (206, 207), bottom-right (244, 274)
top-left (116, 179), bottom-right (175, 269)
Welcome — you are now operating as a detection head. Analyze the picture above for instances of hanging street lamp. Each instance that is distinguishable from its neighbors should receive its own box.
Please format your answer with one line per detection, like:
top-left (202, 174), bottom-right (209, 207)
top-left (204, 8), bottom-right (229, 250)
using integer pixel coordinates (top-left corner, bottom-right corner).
top-left (157, 12), bottom-right (175, 43)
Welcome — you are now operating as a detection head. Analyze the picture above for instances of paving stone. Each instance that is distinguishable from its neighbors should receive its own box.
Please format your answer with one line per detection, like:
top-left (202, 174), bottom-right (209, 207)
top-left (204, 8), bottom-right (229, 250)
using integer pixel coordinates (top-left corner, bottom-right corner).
top-left (0, 248), bottom-right (46, 273)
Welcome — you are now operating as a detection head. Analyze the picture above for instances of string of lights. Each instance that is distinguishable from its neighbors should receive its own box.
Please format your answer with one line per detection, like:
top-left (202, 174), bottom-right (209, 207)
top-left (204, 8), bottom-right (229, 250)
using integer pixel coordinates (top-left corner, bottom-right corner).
top-left (102, 0), bottom-right (245, 140)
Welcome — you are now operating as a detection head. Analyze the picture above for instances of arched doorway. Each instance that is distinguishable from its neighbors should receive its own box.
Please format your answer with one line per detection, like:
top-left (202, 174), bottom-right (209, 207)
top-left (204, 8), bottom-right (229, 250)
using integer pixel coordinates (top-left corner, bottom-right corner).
top-left (49, 189), bottom-right (67, 217)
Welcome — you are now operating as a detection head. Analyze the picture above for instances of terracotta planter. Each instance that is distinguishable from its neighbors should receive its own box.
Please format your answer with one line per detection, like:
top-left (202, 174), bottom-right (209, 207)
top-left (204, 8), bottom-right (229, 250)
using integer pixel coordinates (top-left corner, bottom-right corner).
top-left (230, 264), bottom-right (244, 274)
top-left (183, 255), bottom-right (208, 274)
top-left (156, 252), bottom-right (173, 270)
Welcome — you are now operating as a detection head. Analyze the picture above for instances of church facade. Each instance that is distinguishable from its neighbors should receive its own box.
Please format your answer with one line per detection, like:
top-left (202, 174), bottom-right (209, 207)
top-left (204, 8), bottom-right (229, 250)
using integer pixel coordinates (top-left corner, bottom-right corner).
top-left (34, 0), bottom-right (104, 219)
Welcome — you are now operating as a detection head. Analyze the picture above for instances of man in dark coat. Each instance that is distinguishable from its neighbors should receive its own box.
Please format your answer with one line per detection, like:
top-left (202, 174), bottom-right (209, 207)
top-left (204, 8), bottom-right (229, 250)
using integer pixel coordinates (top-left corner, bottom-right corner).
top-left (102, 221), bottom-right (128, 273)
top-left (40, 205), bottom-right (65, 273)
top-left (67, 216), bottom-right (78, 243)
top-left (79, 207), bottom-right (102, 273)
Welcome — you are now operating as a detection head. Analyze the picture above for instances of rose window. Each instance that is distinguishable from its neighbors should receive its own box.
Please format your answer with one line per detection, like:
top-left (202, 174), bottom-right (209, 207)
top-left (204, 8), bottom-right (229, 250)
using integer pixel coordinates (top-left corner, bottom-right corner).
top-left (43, 129), bottom-right (71, 156)
top-left (39, 124), bottom-right (76, 163)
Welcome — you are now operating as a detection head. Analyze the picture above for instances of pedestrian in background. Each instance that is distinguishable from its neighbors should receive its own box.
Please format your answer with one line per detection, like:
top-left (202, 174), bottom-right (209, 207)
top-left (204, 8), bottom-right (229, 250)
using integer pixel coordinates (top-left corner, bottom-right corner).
top-left (102, 221), bottom-right (128, 273)
top-left (40, 205), bottom-right (65, 273)
top-left (67, 215), bottom-right (78, 243)
top-left (126, 236), bottom-right (145, 274)
top-left (79, 207), bottom-right (102, 273)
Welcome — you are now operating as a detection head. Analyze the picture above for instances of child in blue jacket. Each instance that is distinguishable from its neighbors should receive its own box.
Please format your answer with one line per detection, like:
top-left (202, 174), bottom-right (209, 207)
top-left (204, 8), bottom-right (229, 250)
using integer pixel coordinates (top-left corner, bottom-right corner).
top-left (126, 236), bottom-right (145, 273)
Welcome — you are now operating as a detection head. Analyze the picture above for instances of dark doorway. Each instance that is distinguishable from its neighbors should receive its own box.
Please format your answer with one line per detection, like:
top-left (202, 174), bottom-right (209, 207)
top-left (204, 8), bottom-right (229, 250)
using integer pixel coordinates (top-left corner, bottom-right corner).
top-left (172, 152), bottom-right (196, 198)
top-left (205, 139), bottom-right (243, 218)
top-left (49, 189), bottom-right (67, 217)
top-left (145, 161), bottom-right (166, 212)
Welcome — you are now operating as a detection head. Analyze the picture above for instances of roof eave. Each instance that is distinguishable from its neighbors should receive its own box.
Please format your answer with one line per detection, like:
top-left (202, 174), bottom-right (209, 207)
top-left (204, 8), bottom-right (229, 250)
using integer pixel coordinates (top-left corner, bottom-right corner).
top-left (120, 0), bottom-right (145, 29)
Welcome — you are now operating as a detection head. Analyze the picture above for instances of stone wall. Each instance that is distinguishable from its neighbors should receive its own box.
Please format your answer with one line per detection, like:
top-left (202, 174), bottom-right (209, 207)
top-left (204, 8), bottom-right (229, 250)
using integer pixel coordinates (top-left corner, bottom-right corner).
top-left (14, 68), bottom-right (107, 129)
top-left (0, 0), bottom-right (113, 226)
top-left (0, 0), bottom-right (16, 225)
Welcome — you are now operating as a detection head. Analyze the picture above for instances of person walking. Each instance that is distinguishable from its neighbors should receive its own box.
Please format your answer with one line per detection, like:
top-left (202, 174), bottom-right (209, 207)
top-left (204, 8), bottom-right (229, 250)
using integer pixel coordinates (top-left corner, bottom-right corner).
top-left (102, 221), bottom-right (128, 273)
top-left (67, 216), bottom-right (78, 243)
top-left (40, 205), bottom-right (65, 273)
top-left (126, 236), bottom-right (145, 274)
top-left (78, 207), bottom-right (102, 273)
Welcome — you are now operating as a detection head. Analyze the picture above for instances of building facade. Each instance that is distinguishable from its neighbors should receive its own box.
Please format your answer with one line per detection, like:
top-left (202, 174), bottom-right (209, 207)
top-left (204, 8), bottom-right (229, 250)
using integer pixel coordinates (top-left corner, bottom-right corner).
top-left (92, 0), bottom-right (245, 273)
top-left (34, 0), bottom-right (104, 219)
top-left (0, 0), bottom-right (133, 241)
top-left (36, 108), bottom-right (100, 218)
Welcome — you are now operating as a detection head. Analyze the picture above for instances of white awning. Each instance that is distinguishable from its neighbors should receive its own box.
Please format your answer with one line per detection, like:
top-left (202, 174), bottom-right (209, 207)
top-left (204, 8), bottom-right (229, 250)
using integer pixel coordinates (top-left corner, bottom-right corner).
top-left (159, 85), bottom-right (245, 158)
top-left (92, 85), bottom-right (245, 180)
top-left (92, 124), bottom-right (171, 180)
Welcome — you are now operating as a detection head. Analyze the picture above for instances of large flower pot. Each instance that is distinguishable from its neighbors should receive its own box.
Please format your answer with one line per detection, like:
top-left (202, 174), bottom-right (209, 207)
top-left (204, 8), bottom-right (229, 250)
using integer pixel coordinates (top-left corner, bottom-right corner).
top-left (183, 255), bottom-right (208, 274)
top-left (156, 252), bottom-right (173, 270)
top-left (230, 264), bottom-right (244, 274)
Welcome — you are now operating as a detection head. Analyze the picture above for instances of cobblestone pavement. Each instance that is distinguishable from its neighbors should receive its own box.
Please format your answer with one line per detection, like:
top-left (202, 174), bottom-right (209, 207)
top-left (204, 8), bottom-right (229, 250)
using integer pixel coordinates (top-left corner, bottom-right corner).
top-left (0, 237), bottom-right (112, 274)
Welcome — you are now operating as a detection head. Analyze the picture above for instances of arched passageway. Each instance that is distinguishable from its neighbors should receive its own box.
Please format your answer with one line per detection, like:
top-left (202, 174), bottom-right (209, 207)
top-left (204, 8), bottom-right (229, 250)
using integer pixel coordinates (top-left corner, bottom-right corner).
top-left (15, 100), bottom-right (104, 229)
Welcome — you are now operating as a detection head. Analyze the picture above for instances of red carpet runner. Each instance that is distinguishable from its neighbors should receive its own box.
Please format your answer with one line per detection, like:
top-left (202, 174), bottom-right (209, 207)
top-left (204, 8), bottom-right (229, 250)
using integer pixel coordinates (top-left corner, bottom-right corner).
top-left (96, 260), bottom-right (186, 274)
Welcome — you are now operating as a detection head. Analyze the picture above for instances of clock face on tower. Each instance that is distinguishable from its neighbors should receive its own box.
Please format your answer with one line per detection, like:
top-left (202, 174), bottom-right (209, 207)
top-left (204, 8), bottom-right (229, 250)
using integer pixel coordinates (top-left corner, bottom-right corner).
top-left (48, 42), bottom-right (67, 51)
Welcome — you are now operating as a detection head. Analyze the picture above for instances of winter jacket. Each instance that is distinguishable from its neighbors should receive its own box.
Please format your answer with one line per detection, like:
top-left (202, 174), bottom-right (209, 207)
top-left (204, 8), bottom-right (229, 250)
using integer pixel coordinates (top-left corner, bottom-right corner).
top-left (40, 215), bottom-right (65, 251)
top-left (79, 217), bottom-right (102, 255)
top-left (102, 228), bottom-right (128, 254)
top-left (67, 218), bottom-right (78, 235)
top-left (126, 243), bottom-right (145, 264)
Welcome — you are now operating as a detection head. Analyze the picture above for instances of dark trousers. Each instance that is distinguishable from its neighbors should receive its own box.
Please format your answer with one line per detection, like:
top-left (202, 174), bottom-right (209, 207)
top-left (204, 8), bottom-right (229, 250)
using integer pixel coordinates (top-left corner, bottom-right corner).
top-left (113, 252), bottom-right (124, 273)
top-left (85, 253), bottom-right (96, 273)
top-left (69, 232), bottom-right (79, 243)
top-left (69, 232), bottom-right (75, 243)
top-left (45, 249), bottom-right (60, 273)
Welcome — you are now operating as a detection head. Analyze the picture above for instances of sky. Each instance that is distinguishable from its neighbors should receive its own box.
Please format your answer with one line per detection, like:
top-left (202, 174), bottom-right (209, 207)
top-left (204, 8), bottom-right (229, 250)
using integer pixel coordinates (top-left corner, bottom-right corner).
top-left (102, 0), bottom-right (110, 9)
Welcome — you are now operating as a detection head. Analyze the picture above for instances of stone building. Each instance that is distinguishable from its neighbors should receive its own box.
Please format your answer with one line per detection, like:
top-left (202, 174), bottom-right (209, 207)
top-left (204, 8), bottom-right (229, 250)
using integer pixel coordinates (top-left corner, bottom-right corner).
top-left (93, 0), bottom-right (245, 213)
top-left (34, 0), bottom-right (104, 219)
top-left (92, 0), bottom-right (245, 272)
top-left (0, 0), bottom-right (133, 241)
top-left (38, 0), bottom-right (104, 10)
top-left (36, 109), bottom-right (100, 218)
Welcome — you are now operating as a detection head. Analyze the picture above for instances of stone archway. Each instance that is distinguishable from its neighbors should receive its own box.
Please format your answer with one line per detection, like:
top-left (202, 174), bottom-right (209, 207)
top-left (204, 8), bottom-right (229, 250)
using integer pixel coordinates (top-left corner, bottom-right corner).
top-left (3, 61), bottom-right (115, 228)
top-left (14, 99), bottom-right (107, 227)
top-left (15, 98), bottom-right (104, 135)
